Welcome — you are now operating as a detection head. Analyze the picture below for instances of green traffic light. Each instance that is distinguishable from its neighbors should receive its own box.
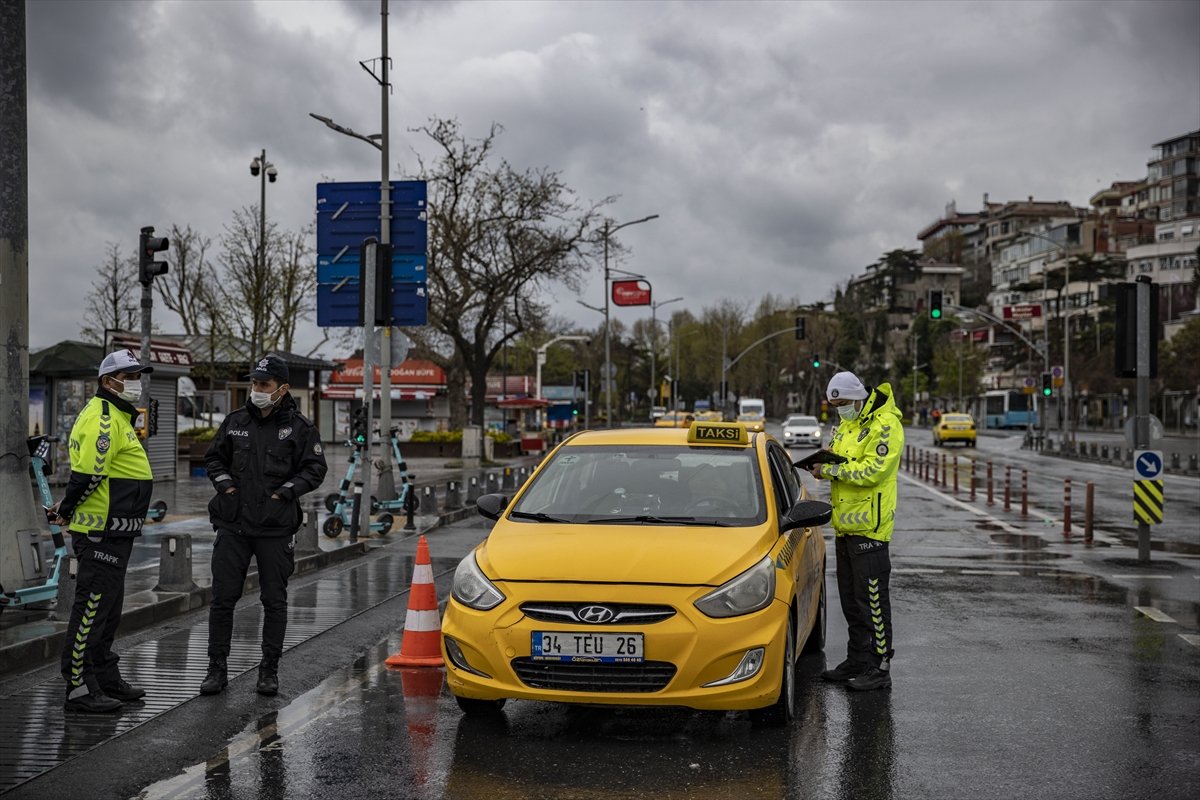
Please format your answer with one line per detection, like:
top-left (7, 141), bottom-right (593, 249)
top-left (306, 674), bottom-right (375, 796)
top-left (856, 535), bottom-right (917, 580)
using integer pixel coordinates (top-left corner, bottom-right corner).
top-left (930, 309), bottom-right (942, 319)
top-left (1042, 388), bottom-right (1052, 397)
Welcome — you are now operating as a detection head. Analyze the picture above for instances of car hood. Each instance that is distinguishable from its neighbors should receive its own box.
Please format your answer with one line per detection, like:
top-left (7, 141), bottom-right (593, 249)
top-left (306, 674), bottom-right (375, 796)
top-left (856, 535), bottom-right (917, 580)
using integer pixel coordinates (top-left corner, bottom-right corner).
top-left (477, 524), bottom-right (773, 587)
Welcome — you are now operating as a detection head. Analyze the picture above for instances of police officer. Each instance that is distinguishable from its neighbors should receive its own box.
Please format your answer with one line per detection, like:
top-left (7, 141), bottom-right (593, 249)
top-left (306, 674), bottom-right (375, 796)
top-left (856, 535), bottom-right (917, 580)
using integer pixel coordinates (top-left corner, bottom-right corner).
top-left (51, 349), bottom-right (155, 712)
top-left (200, 355), bottom-right (327, 697)
top-left (808, 371), bottom-right (904, 691)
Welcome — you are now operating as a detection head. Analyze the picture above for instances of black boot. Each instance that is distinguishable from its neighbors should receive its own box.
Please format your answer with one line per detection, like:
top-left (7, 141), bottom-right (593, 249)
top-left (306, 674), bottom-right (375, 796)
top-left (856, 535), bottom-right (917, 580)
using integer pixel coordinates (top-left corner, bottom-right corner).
top-left (847, 661), bottom-right (892, 691)
top-left (821, 658), bottom-right (867, 682)
top-left (200, 659), bottom-right (228, 695)
top-left (256, 658), bottom-right (279, 696)
top-left (102, 678), bottom-right (146, 702)
top-left (64, 688), bottom-right (123, 713)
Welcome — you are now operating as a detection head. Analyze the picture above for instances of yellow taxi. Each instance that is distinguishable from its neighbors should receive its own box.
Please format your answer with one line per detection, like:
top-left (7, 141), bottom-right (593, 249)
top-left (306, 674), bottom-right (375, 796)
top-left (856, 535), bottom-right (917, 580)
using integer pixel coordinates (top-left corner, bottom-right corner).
top-left (694, 410), bottom-right (724, 422)
top-left (653, 411), bottom-right (693, 427)
top-left (932, 412), bottom-right (977, 447)
top-left (735, 413), bottom-right (766, 432)
top-left (442, 421), bottom-right (831, 725)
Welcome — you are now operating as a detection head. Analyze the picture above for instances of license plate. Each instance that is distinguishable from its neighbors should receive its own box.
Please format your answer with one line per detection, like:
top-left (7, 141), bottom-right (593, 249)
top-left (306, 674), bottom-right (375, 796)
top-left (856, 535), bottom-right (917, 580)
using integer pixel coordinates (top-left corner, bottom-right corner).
top-left (531, 631), bottom-right (644, 663)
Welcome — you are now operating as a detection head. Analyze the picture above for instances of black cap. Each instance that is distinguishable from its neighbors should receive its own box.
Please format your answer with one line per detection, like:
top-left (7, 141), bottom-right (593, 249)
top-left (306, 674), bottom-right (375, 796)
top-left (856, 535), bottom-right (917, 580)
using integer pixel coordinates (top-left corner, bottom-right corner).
top-left (248, 355), bottom-right (289, 383)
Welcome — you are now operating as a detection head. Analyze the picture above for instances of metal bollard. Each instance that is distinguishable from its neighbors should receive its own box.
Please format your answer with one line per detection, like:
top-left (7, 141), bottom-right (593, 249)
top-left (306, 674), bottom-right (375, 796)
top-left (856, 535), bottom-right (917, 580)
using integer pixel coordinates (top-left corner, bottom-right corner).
top-left (445, 480), bottom-right (462, 510)
top-left (349, 483), bottom-right (363, 542)
top-left (419, 485), bottom-right (439, 515)
top-left (486, 472), bottom-right (499, 494)
top-left (1003, 465), bottom-right (1011, 512)
top-left (986, 461), bottom-right (994, 506)
top-left (1190, 453), bottom-right (1199, 473)
top-left (403, 484), bottom-right (418, 532)
top-left (953, 455), bottom-right (959, 494)
top-left (501, 467), bottom-right (516, 491)
top-left (923, 450), bottom-right (929, 483)
top-left (970, 459), bottom-right (977, 501)
top-left (1063, 478), bottom-right (1072, 537)
top-left (466, 475), bottom-right (482, 503)
top-left (1101, 444), bottom-right (1109, 459)
top-left (154, 533), bottom-right (197, 593)
top-left (518, 466), bottom-right (529, 485)
top-left (1084, 481), bottom-right (1094, 543)
top-left (1020, 469), bottom-right (1028, 517)
top-left (1171, 452), bottom-right (1181, 471)
top-left (295, 501), bottom-right (320, 555)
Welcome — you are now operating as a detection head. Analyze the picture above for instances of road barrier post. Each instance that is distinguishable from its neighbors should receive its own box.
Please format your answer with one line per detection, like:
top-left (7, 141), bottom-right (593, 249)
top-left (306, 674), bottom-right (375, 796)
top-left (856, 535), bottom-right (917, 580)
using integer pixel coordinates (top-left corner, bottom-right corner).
top-left (953, 455), bottom-right (959, 494)
top-left (349, 483), bottom-right (363, 542)
top-left (1084, 481), bottom-right (1095, 544)
top-left (1020, 469), bottom-right (1028, 517)
top-left (986, 461), bottom-right (994, 507)
top-left (1003, 465), bottom-right (1011, 512)
top-left (1063, 478), bottom-right (1072, 537)
top-left (941, 453), bottom-right (947, 488)
top-left (970, 459), bottom-right (977, 501)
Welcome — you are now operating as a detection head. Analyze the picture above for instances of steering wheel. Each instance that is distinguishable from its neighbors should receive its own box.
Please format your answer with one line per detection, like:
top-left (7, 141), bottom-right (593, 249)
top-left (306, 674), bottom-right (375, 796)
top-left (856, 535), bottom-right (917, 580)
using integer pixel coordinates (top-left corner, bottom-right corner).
top-left (684, 496), bottom-right (743, 516)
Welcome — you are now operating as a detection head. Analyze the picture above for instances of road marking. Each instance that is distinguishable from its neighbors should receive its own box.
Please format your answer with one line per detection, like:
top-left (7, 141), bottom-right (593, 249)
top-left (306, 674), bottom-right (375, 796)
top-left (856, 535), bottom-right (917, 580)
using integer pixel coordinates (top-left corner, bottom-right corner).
top-left (894, 568), bottom-right (945, 574)
top-left (1180, 634), bottom-right (1200, 648)
top-left (1111, 574), bottom-right (1172, 580)
top-left (899, 472), bottom-right (1024, 533)
top-left (1133, 605), bottom-right (1176, 623)
top-left (960, 569), bottom-right (1020, 576)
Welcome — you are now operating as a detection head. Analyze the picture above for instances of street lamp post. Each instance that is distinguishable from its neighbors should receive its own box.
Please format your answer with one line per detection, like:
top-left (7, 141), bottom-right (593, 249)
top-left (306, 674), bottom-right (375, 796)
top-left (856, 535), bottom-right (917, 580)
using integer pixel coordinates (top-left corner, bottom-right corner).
top-left (600, 214), bottom-right (659, 427)
top-left (649, 296), bottom-right (682, 410)
top-left (1023, 228), bottom-right (1079, 443)
top-left (248, 150), bottom-right (277, 360)
top-left (535, 334), bottom-right (590, 429)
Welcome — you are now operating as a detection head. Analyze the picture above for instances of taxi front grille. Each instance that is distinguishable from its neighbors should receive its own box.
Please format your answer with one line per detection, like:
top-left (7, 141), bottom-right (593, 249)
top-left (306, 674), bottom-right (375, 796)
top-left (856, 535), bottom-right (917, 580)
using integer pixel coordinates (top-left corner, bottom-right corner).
top-left (511, 658), bottom-right (676, 693)
top-left (519, 602), bottom-right (676, 625)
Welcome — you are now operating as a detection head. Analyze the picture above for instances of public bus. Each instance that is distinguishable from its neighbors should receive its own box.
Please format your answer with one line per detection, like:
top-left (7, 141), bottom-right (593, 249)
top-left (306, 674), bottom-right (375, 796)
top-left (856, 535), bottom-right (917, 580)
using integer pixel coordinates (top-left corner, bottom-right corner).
top-left (980, 389), bottom-right (1038, 429)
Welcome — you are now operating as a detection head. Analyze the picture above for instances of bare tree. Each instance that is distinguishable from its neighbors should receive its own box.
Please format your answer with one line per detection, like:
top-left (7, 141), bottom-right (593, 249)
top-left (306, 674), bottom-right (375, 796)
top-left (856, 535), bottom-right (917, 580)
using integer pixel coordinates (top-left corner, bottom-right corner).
top-left (153, 224), bottom-right (212, 336)
top-left (268, 224), bottom-right (319, 353)
top-left (79, 243), bottom-right (138, 343)
top-left (412, 118), bottom-right (610, 427)
top-left (214, 205), bottom-right (279, 363)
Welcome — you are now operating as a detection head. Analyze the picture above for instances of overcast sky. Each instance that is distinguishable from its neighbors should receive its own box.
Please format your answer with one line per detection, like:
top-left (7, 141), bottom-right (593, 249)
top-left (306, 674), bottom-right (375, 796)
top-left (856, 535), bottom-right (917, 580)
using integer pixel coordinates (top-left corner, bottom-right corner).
top-left (22, 0), bottom-right (1200, 357)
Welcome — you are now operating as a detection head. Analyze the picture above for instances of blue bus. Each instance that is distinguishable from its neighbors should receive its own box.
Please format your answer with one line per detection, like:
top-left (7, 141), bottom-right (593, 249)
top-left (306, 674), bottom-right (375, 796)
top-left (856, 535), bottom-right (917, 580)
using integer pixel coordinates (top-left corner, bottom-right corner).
top-left (982, 390), bottom-right (1038, 429)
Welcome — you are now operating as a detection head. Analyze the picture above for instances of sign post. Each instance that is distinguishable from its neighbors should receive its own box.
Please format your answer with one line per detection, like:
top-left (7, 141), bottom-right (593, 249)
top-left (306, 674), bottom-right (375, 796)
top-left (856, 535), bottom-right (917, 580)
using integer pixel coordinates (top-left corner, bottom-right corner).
top-left (1133, 276), bottom-right (1155, 562)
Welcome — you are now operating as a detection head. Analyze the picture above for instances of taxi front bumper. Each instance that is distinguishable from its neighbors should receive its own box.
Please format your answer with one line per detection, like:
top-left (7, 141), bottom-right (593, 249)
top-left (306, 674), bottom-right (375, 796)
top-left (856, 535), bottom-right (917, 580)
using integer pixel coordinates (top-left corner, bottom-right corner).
top-left (442, 582), bottom-right (791, 711)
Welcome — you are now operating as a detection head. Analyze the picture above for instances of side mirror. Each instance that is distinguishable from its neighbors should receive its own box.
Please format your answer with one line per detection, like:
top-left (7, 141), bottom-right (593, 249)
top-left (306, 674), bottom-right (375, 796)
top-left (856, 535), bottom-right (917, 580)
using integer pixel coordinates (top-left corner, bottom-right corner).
top-left (476, 493), bottom-right (510, 521)
top-left (780, 499), bottom-right (832, 532)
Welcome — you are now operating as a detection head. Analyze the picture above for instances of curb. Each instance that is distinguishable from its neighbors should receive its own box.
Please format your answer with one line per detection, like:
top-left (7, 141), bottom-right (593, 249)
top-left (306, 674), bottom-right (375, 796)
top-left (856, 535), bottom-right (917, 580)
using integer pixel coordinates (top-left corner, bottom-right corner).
top-left (0, 506), bottom-right (477, 677)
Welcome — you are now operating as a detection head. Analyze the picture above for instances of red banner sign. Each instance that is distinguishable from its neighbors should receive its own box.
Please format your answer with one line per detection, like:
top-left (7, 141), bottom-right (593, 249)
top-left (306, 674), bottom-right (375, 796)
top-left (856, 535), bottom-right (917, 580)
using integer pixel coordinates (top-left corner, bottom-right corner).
top-left (612, 279), bottom-right (652, 307)
top-left (1002, 304), bottom-right (1043, 320)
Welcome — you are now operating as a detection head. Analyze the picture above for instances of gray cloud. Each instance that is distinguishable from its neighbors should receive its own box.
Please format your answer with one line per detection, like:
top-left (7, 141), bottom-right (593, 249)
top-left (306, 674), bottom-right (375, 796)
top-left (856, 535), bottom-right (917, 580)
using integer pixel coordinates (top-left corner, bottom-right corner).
top-left (21, 0), bottom-right (1200, 355)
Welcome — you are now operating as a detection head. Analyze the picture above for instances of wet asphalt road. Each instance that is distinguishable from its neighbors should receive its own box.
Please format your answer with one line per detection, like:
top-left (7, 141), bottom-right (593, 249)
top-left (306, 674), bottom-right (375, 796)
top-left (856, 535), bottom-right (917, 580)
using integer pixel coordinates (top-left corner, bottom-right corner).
top-left (4, 429), bottom-right (1198, 800)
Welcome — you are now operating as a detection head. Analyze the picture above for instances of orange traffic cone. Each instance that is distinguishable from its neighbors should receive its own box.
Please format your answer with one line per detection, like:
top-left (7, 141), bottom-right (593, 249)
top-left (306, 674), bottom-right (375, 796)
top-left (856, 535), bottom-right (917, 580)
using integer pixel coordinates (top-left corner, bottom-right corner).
top-left (386, 535), bottom-right (445, 667)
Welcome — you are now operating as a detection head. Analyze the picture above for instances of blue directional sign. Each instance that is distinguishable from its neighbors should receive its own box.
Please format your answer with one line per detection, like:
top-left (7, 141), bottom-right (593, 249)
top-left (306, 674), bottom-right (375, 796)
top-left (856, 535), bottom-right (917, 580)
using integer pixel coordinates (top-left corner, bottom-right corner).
top-left (1133, 450), bottom-right (1163, 480)
top-left (315, 181), bottom-right (428, 328)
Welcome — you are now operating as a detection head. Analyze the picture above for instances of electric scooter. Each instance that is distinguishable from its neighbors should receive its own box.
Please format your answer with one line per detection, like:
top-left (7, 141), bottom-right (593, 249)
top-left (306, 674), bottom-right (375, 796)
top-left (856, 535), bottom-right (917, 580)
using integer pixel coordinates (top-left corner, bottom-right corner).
top-left (0, 436), bottom-right (69, 614)
top-left (321, 438), bottom-right (394, 538)
top-left (367, 426), bottom-right (419, 519)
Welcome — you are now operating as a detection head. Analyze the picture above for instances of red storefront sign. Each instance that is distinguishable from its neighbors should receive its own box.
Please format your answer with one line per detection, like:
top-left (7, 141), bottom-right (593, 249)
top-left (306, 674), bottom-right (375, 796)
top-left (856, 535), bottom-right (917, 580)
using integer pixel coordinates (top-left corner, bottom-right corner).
top-left (1002, 304), bottom-right (1043, 320)
top-left (611, 279), bottom-right (652, 307)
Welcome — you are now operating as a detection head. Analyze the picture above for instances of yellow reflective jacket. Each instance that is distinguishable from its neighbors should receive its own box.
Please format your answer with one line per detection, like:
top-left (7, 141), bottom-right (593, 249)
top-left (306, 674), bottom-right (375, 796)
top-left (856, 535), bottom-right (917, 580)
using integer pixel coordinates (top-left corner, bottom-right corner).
top-left (60, 390), bottom-right (154, 537)
top-left (819, 382), bottom-right (904, 542)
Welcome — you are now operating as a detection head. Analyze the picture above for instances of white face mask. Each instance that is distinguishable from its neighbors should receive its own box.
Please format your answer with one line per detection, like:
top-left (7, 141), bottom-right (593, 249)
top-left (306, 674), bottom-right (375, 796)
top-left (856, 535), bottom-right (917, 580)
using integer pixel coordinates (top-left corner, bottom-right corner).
top-left (836, 402), bottom-right (861, 421)
top-left (250, 387), bottom-right (282, 409)
top-left (110, 378), bottom-right (142, 404)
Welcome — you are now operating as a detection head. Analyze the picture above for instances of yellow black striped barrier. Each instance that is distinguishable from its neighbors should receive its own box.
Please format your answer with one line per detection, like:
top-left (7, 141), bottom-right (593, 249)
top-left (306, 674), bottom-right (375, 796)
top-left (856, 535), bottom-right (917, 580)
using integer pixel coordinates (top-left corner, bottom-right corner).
top-left (1133, 479), bottom-right (1163, 525)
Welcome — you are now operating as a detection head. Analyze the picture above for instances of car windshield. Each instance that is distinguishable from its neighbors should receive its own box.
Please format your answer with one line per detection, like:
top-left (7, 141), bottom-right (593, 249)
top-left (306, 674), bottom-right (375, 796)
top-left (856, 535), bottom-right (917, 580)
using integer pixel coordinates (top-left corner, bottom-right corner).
top-left (786, 416), bottom-right (818, 427)
top-left (510, 444), bottom-right (767, 526)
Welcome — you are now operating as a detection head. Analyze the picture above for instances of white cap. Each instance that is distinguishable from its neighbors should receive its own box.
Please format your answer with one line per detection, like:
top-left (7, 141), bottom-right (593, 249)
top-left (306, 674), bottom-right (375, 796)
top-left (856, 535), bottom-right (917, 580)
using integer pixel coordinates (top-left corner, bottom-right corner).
top-left (826, 371), bottom-right (867, 401)
top-left (98, 349), bottom-right (154, 377)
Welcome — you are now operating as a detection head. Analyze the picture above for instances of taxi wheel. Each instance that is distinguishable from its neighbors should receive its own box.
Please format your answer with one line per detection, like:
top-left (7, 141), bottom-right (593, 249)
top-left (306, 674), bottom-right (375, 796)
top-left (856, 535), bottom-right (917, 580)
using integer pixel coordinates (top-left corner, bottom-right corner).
top-left (455, 696), bottom-right (506, 716)
top-left (800, 583), bottom-right (826, 656)
top-left (751, 612), bottom-right (796, 727)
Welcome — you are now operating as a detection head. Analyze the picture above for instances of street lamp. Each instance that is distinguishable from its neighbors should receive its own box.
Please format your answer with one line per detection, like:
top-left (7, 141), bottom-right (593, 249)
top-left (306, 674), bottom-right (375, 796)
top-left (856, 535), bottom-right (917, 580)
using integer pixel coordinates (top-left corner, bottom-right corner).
top-left (535, 334), bottom-right (590, 429)
top-left (599, 214), bottom-right (659, 427)
top-left (248, 150), bottom-right (277, 360)
top-left (649, 296), bottom-right (682, 410)
top-left (1023, 228), bottom-right (1078, 443)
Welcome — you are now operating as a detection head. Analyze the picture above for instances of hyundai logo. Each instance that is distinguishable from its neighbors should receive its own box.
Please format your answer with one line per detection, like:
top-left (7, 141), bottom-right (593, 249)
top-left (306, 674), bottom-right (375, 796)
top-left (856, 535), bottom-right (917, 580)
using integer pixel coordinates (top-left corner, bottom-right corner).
top-left (576, 605), bottom-right (616, 624)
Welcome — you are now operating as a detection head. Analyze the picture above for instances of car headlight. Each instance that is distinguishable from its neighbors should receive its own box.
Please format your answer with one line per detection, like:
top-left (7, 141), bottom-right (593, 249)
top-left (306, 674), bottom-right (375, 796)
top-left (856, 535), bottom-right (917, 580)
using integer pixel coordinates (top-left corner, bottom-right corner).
top-left (451, 551), bottom-right (505, 610)
top-left (694, 557), bottom-right (776, 618)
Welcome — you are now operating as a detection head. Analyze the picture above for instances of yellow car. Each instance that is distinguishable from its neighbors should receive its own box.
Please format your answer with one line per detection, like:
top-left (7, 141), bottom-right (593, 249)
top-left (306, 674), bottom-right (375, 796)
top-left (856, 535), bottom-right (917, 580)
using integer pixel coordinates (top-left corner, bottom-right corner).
top-left (653, 411), bottom-right (693, 427)
top-left (442, 421), bottom-right (831, 725)
top-left (695, 410), bottom-right (725, 422)
top-left (735, 413), bottom-right (766, 432)
top-left (933, 412), bottom-right (977, 447)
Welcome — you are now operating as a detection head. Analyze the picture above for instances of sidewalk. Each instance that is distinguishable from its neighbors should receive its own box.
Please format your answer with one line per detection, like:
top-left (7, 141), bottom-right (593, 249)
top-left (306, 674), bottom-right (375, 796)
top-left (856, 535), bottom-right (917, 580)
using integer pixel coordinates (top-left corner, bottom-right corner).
top-left (0, 450), bottom-right (540, 677)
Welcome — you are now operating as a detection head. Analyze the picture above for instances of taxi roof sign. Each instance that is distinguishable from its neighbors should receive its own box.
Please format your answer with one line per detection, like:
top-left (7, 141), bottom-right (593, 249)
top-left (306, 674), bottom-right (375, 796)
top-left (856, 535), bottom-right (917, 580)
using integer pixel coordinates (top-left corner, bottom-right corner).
top-left (687, 421), bottom-right (749, 445)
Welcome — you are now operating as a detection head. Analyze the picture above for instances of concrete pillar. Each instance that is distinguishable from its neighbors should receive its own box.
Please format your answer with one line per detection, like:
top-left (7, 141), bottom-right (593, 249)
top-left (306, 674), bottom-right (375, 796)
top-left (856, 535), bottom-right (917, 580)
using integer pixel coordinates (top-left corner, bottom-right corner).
top-left (466, 476), bottom-right (482, 503)
top-left (153, 534), bottom-right (197, 593)
top-left (419, 485), bottom-right (439, 515)
top-left (486, 472), bottom-right (499, 494)
top-left (501, 467), bottom-right (515, 491)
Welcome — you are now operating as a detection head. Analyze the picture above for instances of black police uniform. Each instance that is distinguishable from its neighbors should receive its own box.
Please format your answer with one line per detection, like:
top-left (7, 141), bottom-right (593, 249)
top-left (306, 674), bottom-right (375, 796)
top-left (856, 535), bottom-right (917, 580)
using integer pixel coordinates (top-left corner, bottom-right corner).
top-left (202, 365), bottom-right (327, 694)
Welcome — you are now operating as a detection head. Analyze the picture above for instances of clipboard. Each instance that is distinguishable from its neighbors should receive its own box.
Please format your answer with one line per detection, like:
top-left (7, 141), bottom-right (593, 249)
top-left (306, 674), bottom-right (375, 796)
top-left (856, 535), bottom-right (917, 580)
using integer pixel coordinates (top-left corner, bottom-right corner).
top-left (793, 450), bottom-right (847, 470)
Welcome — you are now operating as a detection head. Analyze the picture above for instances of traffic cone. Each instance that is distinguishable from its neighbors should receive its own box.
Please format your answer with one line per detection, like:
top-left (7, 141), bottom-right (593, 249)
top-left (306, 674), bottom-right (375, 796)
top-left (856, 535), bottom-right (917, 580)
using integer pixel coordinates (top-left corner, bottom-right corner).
top-left (398, 667), bottom-right (442, 788)
top-left (386, 535), bottom-right (445, 667)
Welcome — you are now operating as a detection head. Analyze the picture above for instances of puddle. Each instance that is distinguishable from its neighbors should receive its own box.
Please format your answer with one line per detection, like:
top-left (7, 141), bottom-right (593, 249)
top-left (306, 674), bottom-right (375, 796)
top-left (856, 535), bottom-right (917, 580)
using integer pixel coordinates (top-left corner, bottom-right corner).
top-left (1113, 537), bottom-right (1200, 556)
top-left (989, 532), bottom-right (1048, 550)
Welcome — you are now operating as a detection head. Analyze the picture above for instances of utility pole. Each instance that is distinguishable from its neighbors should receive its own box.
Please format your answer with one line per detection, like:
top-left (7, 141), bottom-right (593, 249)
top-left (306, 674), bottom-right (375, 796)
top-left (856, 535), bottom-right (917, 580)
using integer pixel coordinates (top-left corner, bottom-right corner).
top-left (1134, 275), bottom-right (1151, 563)
top-left (0, 0), bottom-right (41, 592)
top-left (377, 0), bottom-right (393, 493)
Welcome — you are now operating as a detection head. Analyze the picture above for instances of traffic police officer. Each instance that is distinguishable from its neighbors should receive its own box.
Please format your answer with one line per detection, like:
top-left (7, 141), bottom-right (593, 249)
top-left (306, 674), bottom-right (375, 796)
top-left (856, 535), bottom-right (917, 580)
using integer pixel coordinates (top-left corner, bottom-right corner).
top-left (808, 371), bottom-right (904, 691)
top-left (200, 355), bottom-right (327, 697)
top-left (52, 349), bottom-right (155, 712)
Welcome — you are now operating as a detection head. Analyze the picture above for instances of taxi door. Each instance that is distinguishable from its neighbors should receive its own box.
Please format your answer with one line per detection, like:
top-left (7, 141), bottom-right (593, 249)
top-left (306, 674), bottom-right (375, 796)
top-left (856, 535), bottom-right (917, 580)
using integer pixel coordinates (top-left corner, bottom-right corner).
top-left (765, 441), bottom-right (822, 645)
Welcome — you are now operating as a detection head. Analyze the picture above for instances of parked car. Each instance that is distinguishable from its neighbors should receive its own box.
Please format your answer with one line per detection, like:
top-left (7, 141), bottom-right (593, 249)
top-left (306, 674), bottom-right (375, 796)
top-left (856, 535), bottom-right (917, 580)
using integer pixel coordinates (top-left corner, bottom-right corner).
top-left (933, 413), bottom-right (977, 447)
top-left (443, 420), bottom-right (832, 725)
top-left (781, 414), bottom-right (822, 449)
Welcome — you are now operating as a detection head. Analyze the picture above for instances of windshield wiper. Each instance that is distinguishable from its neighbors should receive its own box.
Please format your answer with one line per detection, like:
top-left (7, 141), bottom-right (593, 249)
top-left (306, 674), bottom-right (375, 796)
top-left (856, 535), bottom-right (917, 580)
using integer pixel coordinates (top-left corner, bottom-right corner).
top-left (508, 510), bottom-right (573, 524)
top-left (589, 515), bottom-right (728, 527)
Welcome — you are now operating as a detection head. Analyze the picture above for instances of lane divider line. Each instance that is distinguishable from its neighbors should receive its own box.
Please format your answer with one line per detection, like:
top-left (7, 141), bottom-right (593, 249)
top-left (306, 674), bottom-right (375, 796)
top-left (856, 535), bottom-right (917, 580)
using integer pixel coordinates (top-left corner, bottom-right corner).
top-left (1133, 605), bottom-right (1176, 623)
top-left (1179, 634), bottom-right (1200, 648)
top-left (1111, 574), bottom-right (1173, 580)
top-left (960, 569), bottom-right (1020, 576)
top-left (899, 472), bottom-right (1024, 533)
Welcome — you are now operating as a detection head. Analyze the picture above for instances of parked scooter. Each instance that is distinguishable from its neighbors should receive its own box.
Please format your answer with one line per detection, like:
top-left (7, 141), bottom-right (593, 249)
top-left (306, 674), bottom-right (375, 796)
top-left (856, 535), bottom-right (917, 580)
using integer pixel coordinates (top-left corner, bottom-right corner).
top-left (321, 437), bottom-right (394, 538)
top-left (0, 436), bottom-right (69, 614)
top-left (368, 426), bottom-right (420, 519)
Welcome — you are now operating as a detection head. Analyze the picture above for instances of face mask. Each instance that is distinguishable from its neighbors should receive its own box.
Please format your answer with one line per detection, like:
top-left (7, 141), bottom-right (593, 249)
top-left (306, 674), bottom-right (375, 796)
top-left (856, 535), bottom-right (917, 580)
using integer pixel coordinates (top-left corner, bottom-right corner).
top-left (110, 378), bottom-right (141, 404)
top-left (250, 388), bottom-right (279, 409)
top-left (836, 403), bottom-right (860, 421)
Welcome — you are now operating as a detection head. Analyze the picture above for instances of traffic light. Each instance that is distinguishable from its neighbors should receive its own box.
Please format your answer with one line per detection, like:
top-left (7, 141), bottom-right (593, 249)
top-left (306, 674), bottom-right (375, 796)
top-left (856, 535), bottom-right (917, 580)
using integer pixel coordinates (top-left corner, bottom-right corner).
top-left (1041, 372), bottom-right (1053, 397)
top-left (352, 406), bottom-right (368, 444)
top-left (928, 288), bottom-right (943, 320)
top-left (811, 353), bottom-right (821, 369)
top-left (139, 226), bottom-right (169, 286)
top-left (795, 316), bottom-right (806, 341)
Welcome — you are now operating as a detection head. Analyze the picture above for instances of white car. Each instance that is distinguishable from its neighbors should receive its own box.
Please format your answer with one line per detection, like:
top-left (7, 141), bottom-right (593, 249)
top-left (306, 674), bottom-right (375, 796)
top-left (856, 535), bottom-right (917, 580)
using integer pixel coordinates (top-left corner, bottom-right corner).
top-left (782, 414), bottom-right (823, 449)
